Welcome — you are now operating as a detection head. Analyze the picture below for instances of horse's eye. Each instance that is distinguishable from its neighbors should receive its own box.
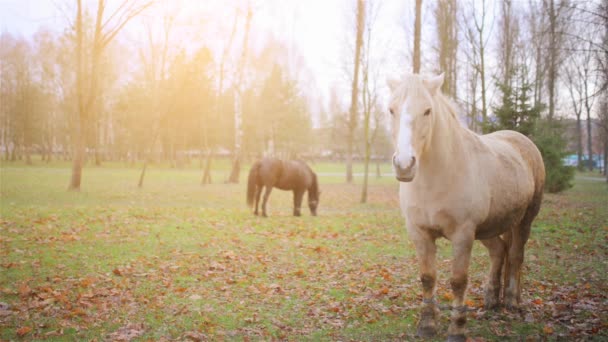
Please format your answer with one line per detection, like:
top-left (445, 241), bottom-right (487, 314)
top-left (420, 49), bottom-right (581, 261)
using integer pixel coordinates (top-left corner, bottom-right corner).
top-left (389, 108), bottom-right (395, 116)
top-left (424, 108), bottom-right (431, 116)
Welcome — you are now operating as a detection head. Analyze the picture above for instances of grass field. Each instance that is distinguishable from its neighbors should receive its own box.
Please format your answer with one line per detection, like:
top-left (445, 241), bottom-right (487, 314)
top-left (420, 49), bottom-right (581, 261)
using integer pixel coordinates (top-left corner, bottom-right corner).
top-left (1, 160), bottom-right (607, 341)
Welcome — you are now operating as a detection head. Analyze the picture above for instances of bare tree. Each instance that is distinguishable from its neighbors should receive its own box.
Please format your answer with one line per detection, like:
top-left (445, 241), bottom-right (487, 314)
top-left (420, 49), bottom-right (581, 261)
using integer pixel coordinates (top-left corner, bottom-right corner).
top-left (497, 0), bottom-right (519, 88)
top-left (544, 0), bottom-right (570, 120)
top-left (413, 0), bottom-right (422, 73)
top-left (462, 0), bottom-right (492, 130)
top-left (227, 5), bottom-right (253, 183)
top-left (69, 0), bottom-right (152, 191)
top-left (137, 4), bottom-right (177, 188)
top-left (565, 61), bottom-right (585, 169)
top-left (360, 1), bottom-right (380, 203)
top-left (202, 8), bottom-right (239, 185)
top-left (435, 0), bottom-right (458, 96)
top-left (345, 0), bottom-right (364, 184)
top-left (581, 49), bottom-right (600, 171)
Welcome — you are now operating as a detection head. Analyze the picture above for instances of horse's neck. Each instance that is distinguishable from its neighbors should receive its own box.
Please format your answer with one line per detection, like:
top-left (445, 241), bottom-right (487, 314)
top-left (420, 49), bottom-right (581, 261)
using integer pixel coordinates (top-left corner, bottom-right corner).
top-left (418, 97), bottom-right (471, 184)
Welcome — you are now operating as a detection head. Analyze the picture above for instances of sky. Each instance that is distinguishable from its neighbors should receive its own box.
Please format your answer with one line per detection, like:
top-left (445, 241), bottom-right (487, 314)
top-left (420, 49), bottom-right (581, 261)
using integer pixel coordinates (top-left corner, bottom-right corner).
top-left (0, 0), bottom-right (416, 115)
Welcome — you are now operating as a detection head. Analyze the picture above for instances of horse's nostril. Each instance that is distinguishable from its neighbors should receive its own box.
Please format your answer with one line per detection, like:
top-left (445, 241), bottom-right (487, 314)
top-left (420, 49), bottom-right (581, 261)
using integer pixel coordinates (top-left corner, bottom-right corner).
top-left (406, 157), bottom-right (416, 169)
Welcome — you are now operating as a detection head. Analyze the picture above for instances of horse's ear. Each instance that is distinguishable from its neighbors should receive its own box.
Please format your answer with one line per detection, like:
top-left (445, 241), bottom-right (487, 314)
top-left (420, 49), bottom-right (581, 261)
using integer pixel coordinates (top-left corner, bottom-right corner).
top-left (387, 78), bottom-right (400, 92)
top-left (423, 73), bottom-right (444, 95)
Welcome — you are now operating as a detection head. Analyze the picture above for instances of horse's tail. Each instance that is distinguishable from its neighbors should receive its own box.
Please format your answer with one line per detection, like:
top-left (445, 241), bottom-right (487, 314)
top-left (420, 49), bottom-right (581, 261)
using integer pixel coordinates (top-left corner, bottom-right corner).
top-left (247, 161), bottom-right (260, 207)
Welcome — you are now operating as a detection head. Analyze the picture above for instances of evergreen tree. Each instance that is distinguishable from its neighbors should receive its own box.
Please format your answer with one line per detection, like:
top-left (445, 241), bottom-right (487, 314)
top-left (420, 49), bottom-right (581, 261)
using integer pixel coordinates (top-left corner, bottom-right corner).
top-left (490, 65), bottom-right (574, 193)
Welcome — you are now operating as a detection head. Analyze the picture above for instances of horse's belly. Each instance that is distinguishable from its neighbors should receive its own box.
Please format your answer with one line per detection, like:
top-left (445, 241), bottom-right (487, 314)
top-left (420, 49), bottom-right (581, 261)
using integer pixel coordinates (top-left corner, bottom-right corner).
top-left (475, 207), bottom-right (526, 240)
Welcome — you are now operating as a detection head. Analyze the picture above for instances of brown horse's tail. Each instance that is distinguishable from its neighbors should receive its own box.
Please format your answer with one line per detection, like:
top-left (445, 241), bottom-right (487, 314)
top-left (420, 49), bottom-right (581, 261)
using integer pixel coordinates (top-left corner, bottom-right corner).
top-left (247, 161), bottom-right (260, 207)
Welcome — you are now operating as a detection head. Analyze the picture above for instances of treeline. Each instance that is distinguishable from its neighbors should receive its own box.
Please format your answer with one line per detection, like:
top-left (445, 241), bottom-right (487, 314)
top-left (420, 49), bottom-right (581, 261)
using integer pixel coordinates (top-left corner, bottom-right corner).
top-left (1, 0), bottom-right (607, 191)
top-left (0, 29), bottom-right (391, 167)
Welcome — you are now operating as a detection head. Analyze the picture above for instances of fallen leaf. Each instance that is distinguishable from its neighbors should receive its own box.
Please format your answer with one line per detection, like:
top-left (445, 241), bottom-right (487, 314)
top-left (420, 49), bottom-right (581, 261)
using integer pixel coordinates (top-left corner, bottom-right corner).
top-left (16, 326), bottom-right (32, 337)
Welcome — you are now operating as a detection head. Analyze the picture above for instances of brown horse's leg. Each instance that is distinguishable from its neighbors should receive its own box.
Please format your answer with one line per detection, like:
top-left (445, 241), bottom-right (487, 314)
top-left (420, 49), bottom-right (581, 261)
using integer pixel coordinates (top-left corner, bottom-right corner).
top-left (292, 189), bottom-right (304, 216)
top-left (447, 230), bottom-right (474, 341)
top-left (480, 237), bottom-right (507, 309)
top-left (410, 230), bottom-right (439, 338)
top-left (254, 185), bottom-right (262, 216)
top-left (261, 186), bottom-right (272, 217)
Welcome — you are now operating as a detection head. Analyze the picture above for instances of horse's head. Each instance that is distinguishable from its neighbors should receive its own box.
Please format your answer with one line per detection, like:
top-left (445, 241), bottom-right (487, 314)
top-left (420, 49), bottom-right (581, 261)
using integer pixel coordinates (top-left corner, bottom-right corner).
top-left (386, 73), bottom-right (444, 182)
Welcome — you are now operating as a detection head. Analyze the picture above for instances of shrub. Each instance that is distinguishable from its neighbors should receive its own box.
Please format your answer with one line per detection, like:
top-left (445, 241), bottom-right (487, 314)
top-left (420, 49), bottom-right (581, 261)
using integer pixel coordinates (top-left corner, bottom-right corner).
top-left (532, 120), bottom-right (575, 193)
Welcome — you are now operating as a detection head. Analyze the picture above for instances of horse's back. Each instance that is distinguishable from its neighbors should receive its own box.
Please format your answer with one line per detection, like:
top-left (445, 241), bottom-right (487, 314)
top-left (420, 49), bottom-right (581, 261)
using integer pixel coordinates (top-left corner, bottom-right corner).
top-left (481, 130), bottom-right (545, 194)
top-left (277, 160), bottom-right (314, 190)
top-left (257, 158), bottom-right (283, 185)
top-left (473, 130), bottom-right (545, 239)
top-left (257, 158), bottom-right (315, 191)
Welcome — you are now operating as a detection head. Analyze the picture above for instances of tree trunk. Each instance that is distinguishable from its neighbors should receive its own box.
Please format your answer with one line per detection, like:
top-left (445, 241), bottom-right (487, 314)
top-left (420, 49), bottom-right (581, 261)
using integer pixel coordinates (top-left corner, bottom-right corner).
top-left (413, 0), bottom-right (422, 73)
top-left (68, 123), bottom-right (85, 190)
top-left (201, 150), bottom-right (213, 185)
top-left (547, 0), bottom-right (558, 121)
top-left (361, 115), bottom-right (371, 203)
top-left (576, 114), bottom-right (583, 170)
top-left (138, 158), bottom-right (147, 188)
top-left (480, 42), bottom-right (487, 130)
top-left (587, 115), bottom-right (593, 171)
top-left (228, 7), bottom-right (252, 184)
top-left (346, 136), bottom-right (354, 183)
top-left (346, 0), bottom-right (365, 184)
top-left (228, 156), bottom-right (240, 183)
top-left (604, 136), bottom-right (607, 180)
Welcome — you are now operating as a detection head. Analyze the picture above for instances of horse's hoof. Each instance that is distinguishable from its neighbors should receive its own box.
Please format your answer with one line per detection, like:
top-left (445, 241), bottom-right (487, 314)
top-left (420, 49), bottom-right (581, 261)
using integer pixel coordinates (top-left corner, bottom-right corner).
top-left (254, 212), bottom-right (259, 216)
top-left (504, 298), bottom-right (520, 311)
top-left (446, 334), bottom-right (466, 342)
top-left (416, 325), bottom-right (437, 338)
top-left (483, 297), bottom-right (500, 310)
top-left (262, 213), bottom-right (268, 218)
top-left (505, 303), bottom-right (520, 312)
top-left (484, 302), bottom-right (499, 310)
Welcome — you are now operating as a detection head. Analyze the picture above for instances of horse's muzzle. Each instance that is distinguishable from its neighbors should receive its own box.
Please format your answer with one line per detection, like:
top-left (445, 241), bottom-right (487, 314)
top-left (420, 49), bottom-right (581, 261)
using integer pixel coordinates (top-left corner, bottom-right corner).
top-left (393, 155), bottom-right (416, 182)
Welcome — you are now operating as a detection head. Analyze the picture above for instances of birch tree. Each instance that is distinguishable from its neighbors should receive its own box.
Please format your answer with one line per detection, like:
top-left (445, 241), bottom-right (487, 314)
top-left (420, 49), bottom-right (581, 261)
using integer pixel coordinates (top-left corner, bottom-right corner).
top-left (69, 0), bottom-right (152, 190)
top-left (345, 0), bottom-right (364, 184)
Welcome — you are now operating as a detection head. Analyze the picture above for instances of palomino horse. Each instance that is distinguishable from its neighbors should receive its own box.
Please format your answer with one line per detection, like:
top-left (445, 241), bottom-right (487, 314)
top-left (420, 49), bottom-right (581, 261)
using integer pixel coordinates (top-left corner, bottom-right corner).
top-left (246, 158), bottom-right (320, 217)
top-left (387, 73), bottom-right (545, 341)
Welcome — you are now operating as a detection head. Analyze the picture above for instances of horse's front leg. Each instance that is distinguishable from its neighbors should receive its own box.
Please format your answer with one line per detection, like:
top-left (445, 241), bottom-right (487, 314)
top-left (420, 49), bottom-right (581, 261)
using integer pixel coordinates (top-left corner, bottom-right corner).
top-left (447, 228), bottom-right (474, 342)
top-left (410, 227), bottom-right (439, 338)
top-left (292, 189), bottom-right (304, 216)
top-left (261, 186), bottom-right (272, 217)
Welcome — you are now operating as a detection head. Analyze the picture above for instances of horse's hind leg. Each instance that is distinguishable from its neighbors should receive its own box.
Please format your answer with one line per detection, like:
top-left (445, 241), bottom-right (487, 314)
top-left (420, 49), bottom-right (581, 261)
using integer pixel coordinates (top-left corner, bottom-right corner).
top-left (292, 189), bottom-right (304, 216)
top-left (480, 236), bottom-right (507, 309)
top-left (505, 196), bottom-right (539, 309)
top-left (504, 220), bottom-right (532, 309)
top-left (261, 186), bottom-right (272, 217)
top-left (254, 185), bottom-right (262, 216)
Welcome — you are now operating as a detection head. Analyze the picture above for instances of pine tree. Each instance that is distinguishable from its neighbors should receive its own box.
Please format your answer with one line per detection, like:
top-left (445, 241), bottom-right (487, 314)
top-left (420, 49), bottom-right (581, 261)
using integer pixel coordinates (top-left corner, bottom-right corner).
top-left (490, 65), bottom-right (574, 193)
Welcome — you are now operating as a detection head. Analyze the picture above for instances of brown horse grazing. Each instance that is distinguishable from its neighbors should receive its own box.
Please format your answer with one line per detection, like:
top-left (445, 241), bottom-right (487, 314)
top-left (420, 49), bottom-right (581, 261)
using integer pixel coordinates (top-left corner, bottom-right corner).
top-left (387, 73), bottom-right (545, 341)
top-left (246, 158), bottom-right (320, 217)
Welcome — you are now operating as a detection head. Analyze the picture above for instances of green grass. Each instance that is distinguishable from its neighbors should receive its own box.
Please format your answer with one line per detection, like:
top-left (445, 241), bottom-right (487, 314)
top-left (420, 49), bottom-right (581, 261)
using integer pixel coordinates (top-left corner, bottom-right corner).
top-left (0, 160), bottom-right (606, 340)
